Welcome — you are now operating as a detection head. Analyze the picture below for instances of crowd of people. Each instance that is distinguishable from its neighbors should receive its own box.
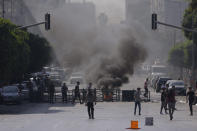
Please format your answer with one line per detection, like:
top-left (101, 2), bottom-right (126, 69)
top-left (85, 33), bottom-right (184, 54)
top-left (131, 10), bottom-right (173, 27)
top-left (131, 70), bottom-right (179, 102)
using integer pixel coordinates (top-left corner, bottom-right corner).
top-left (133, 78), bottom-right (196, 121)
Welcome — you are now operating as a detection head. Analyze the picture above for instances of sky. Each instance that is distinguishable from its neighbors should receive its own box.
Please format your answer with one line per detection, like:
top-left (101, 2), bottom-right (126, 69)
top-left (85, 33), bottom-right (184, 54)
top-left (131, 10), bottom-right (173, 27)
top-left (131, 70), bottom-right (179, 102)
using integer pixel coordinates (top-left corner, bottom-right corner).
top-left (71, 0), bottom-right (125, 24)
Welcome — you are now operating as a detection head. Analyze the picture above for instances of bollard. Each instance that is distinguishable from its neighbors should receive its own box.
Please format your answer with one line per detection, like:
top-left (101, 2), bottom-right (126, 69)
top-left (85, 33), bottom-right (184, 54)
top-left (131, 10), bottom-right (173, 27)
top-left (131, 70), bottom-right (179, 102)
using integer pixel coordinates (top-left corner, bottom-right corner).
top-left (126, 120), bottom-right (140, 129)
top-left (131, 121), bottom-right (139, 129)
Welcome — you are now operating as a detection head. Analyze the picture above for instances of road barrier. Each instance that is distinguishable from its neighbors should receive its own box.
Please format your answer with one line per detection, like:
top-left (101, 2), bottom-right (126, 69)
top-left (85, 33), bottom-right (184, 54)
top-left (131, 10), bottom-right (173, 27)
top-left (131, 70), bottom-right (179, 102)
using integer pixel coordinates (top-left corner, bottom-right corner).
top-left (46, 88), bottom-right (150, 103)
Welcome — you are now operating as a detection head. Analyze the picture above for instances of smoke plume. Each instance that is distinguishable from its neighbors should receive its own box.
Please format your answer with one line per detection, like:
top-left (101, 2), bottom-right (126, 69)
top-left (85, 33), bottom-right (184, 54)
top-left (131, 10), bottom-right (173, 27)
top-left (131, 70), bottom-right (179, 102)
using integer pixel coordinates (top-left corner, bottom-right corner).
top-left (24, 1), bottom-right (148, 88)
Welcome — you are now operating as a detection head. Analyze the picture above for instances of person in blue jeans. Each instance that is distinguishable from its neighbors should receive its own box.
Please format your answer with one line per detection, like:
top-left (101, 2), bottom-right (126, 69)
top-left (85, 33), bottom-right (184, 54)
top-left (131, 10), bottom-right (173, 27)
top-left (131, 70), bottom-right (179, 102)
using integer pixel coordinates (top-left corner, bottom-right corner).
top-left (134, 88), bottom-right (141, 115)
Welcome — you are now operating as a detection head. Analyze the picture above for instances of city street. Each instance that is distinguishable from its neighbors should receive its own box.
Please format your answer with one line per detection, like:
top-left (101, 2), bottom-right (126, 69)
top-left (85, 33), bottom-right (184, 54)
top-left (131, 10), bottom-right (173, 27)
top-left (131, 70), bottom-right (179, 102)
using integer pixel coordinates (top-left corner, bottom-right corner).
top-left (0, 75), bottom-right (196, 131)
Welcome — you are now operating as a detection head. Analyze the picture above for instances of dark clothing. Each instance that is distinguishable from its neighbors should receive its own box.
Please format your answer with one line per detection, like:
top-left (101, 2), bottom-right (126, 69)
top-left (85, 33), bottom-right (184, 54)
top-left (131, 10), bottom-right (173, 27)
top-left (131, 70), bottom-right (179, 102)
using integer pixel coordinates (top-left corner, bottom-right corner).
top-left (61, 85), bottom-right (68, 102)
top-left (167, 89), bottom-right (176, 103)
top-left (75, 85), bottom-right (80, 94)
top-left (187, 91), bottom-right (195, 104)
top-left (73, 85), bottom-right (81, 103)
top-left (167, 89), bottom-right (176, 120)
top-left (82, 89), bottom-right (87, 103)
top-left (49, 84), bottom-right (55, 103)
top-left (134, 90), bottom-right (141, 115)
top-left (134, 101), bottom-right (141, 115)
top-left (187, 91), bottom-right (195, 115)
top-left (161, 91), bottom-right (167, 102)
top-left (87, 102), bottom-right (94, 119)
top-left (160, 91), bottom-right (168, 114)
top-left (144, 81), bottom-right (148, 97)
top-left (86, 92), bottom-right (96, 119)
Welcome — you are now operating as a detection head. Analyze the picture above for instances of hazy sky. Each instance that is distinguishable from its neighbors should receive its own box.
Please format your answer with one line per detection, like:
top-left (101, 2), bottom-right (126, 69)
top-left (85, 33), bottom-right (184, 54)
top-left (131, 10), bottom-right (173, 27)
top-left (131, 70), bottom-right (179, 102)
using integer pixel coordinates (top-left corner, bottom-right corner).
top-left (71, 0), bottom-right (125, 24)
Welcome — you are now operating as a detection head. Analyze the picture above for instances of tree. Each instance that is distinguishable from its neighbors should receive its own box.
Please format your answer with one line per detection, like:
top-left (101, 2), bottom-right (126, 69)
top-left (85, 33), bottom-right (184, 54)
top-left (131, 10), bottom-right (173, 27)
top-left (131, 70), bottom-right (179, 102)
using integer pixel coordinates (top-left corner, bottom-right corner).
top-left (182, 0), bottom-right (197, 43)
top-left (0, 18), bottom-right (30, 85)
top-left (26, 33), bottom-right (53, 73)
top-left (168, 40), bottom-right (197, 69)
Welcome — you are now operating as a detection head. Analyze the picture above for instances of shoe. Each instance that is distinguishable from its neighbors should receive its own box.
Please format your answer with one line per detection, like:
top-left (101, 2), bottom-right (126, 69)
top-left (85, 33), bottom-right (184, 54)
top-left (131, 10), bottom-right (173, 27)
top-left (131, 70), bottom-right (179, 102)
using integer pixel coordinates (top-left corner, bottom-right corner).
top-left (134, 113), bottom-right (136, 115)
top-left (170, 116), bottom-right (173, 120)
top-left (165, 111), bottom-right (168, 114)
top-left (160, 112), bottom-right (163, 115)
top-left (139, 113), bottom-right (141, 115)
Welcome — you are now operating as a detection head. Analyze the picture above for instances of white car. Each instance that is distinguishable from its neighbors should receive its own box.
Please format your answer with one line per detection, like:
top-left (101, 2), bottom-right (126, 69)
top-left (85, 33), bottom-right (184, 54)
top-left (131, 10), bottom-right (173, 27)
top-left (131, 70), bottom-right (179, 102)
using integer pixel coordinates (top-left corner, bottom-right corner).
top-left (166, 80), bottom-right (186, 95)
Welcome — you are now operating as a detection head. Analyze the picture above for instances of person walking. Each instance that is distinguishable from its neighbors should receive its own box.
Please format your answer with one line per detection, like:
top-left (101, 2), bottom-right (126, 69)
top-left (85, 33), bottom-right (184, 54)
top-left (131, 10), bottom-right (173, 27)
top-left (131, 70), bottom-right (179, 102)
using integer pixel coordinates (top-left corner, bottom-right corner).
top-left (186, 87), bottom-right (195, 116)
top-left (49, 82), bottom-right (55, 104)
top-left (73, 81), bottom-right (82, 104)
top-left (134, 88), bottom-right (141, 115)
top-left (160, 87), bottom-right (168, 114)
top-left (167, 86), bottom-right (176, 120)
top-left (144, 78), bottom-right (149, 97)
top-left (86, 88), bottom-right (96, 119)
top-left (61, 83), bottom-right (68, 103)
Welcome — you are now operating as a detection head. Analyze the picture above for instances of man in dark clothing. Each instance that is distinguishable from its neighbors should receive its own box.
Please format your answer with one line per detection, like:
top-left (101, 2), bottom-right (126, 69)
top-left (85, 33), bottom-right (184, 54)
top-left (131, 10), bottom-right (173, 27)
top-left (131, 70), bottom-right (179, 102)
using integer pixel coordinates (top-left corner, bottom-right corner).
top-left (82, 88), bottom-right (87, 104)
top-left (86, 88), bottom-right (96, 119)
top-left (73, 81), bottom-right (82, 104)
top-left (49, 82), bottom-right (55, 104)
top-left (61, 83), bottom-right (68, 103)
top-left (134, 88), bottom-right (141, 115)
top-left (167, 86), bottom-right (176, 120)
top-left (160, 88), bottom-right (168, 114)
top-left (187, 87), bottom-right (195, 116)
top-left (144, 78), bottom-right (149, 97)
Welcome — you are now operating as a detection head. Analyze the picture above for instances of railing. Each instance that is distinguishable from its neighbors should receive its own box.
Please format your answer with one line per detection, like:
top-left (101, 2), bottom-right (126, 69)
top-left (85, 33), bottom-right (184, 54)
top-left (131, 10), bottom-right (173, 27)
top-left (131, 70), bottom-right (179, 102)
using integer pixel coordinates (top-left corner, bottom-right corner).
top-left (47, 89), bottom-right (150, 103)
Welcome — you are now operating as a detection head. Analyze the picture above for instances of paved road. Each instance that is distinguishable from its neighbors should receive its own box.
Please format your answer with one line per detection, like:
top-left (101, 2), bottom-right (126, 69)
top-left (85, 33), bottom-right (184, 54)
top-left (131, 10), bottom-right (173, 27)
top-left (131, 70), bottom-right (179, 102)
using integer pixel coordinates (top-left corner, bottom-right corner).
top-left (0, 101), bottom-right (196, 131)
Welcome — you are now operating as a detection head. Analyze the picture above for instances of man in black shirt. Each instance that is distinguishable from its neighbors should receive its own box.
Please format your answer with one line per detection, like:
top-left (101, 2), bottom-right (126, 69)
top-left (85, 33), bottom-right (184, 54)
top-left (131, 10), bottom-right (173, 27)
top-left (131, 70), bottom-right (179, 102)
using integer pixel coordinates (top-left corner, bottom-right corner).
top-left (61, 83), bottom-right (68, 103)
top-left (186, 87), bottom-right (195, 116)
top-left (160, 88), bottom-right (168, 114)
top-left (73, 81), bottom-right (82, 104)
top-left (49, 82), bottom-right (55, 104)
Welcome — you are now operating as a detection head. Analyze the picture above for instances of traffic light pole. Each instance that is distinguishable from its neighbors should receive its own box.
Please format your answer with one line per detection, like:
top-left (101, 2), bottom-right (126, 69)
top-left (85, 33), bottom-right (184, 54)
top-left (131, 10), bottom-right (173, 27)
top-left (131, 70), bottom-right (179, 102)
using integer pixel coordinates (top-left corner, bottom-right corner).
top-left (17, 22), bottom-right (46, 29)
top-left (17, 13), bottom-right (50, 30)
top-left (157, 21), bottom-right (197, 33)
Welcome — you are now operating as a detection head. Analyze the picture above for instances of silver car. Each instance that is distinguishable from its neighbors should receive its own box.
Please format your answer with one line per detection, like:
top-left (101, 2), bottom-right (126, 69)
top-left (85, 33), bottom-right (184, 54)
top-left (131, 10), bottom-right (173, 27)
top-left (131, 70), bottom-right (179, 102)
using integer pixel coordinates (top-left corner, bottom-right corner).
top-left (2, 85), bottom-right (22, 104)
top-left (166, 80), bottom-right (186, 96)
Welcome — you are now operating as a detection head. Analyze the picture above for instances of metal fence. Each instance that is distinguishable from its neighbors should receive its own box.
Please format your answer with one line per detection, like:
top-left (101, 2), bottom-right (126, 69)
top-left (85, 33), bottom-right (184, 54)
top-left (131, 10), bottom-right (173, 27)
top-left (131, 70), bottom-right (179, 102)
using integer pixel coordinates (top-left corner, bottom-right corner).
top-left (48, 89), bottom-right (150, 103)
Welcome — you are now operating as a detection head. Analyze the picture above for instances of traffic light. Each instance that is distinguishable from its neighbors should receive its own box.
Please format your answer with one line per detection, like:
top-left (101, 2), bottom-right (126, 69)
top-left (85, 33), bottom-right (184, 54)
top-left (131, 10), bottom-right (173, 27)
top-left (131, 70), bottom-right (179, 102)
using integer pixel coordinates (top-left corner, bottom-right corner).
top-left (45, 13), bottom-right (50, 30)
top-left (152, 13), bottom-right (157, 30)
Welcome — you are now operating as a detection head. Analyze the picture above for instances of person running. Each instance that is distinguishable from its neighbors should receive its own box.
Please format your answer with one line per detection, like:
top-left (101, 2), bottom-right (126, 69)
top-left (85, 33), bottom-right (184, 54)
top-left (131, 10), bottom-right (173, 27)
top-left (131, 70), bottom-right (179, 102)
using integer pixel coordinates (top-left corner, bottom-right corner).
top-left (134, 88), bottom-right (141, 115)
top-left (49, 82), bottom-right (55, 104)
top-left (186, 87), bottom-right (195, 116)
top-left (61, 83), bottom-right (68, 103)
top-left (73, 81), bottom-right (82, 104)
top-left (160, 87), bottom-right (168, 114)
top-left (167, 86), bottom-right (176, 120)
top-left (86, 88), bottom-right (96, 119)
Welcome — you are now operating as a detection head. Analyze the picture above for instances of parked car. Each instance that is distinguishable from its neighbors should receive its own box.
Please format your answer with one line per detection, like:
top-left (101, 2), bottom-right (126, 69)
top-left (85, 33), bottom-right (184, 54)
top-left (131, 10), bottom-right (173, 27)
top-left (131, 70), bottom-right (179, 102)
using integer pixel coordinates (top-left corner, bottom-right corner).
top-left (156, 77), bottom-right (172, 92)
top-left (1, 85), bottom-right (22, 104)
top-left (166, 80), bottom-right (186, 96)
top-left (15, 82), bottom-right (30, 100)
